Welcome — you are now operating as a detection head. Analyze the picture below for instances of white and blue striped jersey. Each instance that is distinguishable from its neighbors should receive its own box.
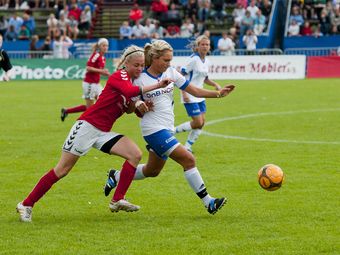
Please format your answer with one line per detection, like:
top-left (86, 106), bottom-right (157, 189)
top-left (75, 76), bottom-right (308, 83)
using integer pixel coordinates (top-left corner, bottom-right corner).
top-left (180, 53), bottom-right (211, 103)
top-left (134, 67), bottom-right (189, 136)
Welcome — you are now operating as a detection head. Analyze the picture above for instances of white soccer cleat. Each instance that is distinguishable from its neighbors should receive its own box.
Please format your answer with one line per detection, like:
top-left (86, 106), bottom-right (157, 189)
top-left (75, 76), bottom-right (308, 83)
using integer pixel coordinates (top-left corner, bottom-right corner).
top-left (16, 202), bottom-right (32, 222)
top-left (109, 199), bottom-right (140, 213)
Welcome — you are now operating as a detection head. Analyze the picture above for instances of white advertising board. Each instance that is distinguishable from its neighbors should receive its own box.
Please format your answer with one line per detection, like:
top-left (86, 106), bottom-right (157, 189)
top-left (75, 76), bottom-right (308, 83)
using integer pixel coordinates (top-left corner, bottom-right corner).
top-left (171, 55), bottom-right (306, 80)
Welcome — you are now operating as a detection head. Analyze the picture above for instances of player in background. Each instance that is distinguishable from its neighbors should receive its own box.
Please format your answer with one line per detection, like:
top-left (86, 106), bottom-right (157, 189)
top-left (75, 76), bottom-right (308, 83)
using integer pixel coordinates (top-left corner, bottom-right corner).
top-left (104, 40), bottom-right (235, 215)
top-left (0, 34), bottom-right (13, 82)
top-left (61, 38), bottom-right (110, 121)
top-left (175, 35), bottom-right (222, 152)
top-left (16, 45), bottom-right (172, 222)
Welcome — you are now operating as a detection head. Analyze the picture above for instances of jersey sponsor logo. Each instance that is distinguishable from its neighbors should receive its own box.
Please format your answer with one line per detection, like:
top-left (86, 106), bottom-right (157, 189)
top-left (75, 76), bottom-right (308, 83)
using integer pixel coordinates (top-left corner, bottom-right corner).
top-left (145, 86), bottom-right (174, 98)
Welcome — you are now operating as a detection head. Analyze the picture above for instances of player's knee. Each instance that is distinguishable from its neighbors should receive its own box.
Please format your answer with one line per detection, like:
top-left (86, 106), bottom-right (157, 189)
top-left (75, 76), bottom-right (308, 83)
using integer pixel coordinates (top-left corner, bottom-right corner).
top-left (183, 154), bottom-right (196, 169)
top-left (54, 166), bottom-right (72, 178)
top-left (128, 148), bottom-right (143, 165)
top-left (191, 120), bottom-right (204, 129)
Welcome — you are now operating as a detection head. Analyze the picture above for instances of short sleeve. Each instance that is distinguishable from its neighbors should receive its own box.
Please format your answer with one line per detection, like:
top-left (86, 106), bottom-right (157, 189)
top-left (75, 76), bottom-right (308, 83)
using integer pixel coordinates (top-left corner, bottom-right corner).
top-left (180, 56), bottom-right (195, 75)
top-left (172, 67), bottom-right (189, 90)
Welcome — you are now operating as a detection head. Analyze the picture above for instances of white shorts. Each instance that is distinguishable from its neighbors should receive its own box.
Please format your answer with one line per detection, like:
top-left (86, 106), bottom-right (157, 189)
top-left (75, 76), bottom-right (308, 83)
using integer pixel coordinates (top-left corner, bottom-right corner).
top-left (82, 81), bottom-right (103, 100)
top-left (62, 120), bottom-right (123, 156)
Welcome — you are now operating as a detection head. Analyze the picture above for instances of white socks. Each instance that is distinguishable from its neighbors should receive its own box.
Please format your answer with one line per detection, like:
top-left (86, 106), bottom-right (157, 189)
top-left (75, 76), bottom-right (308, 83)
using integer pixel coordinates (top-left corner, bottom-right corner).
top-left (115, 164), bottom-right (146, 182)
top-left (175, 121), bottom-right (192, 133)
top-left (185, 129), bottom-right (202, 149)
top-left (184, 167), bottom-right (212, 207)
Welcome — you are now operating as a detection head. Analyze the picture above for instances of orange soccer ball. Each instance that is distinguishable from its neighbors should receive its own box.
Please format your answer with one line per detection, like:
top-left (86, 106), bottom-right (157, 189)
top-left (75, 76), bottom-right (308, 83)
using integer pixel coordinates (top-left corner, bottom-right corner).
top-left (258, 164), bottom-right (284, 191)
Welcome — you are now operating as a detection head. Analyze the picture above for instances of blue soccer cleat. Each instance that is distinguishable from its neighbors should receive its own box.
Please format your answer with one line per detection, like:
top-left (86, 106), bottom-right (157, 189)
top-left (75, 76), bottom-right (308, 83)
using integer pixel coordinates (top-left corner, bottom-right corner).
top-left (104, 169), bottom-right (118, 196)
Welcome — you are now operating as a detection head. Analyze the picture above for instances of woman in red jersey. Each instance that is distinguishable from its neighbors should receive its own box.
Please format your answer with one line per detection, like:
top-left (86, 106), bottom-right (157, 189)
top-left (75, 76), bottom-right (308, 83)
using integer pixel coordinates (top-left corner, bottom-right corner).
top-left (61, 38), bottom-right (111, 122)
top-left (16, 45), bottom-right (172, 222)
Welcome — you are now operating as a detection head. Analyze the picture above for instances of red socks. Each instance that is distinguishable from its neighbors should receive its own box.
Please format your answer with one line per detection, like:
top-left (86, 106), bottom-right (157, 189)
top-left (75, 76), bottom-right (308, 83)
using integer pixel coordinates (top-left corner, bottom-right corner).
top-left (113, 161), bottom-right (136, 202)
top-left (65, 105), bottom-right (87, 114)
top-left (23, 169), bottom-right (59, 207)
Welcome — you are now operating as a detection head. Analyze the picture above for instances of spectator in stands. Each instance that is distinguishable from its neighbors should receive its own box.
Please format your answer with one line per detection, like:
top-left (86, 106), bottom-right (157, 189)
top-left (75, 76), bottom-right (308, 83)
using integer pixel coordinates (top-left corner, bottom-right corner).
top-left (198, 0), bottom-right (210, 23)
top-left (242, 28), bottom-right (257, 54)
top-left (290, 6), bottom-right (304, 26)
top-left (151, 0), bottom-right (168, 20)
top-left (53, 34), bottom-right (73, 58)
top-left (144, 18), bottom-right (156, 38)
top-left (319, 9), bottom-right (331, 35)
top-left (40, 35), bottom-right (52, 54)
top-left (29, 34), bottom-right (39, 57)
top-left (79, 0), bottom-right (95, 14)
top-left (151, 20), bottom-right (166, 38)
top-left (247, 0), bottom-right (259, 19)
top-left (129, 3), bottom-right (143, 25)
top-left (166, 3), bottom-right (182, 26)
top-left (5, 25), bottom-right (17, 41)
top-left (232, 3), bottom-right (246, 28)
top-left (166, 23), bottom-right (180, 37)
top-left (313, 24), bottom-right (324, 37)
top-left (119, 21), bottom-right (132, 39)
top-left (254, 9), bottom-right (266, 35)
top-left (67, 14), bottom-right (79, 40)
top-left (217, 31), bottom-right (235, 55)
top-left (240, 10), bottom-right (254, 35)
top-left (300, 21), bottom-right (313, 36)
top-left (22, 11), bottom-right (35, 34)
top-left (8, 12), bottom-right (23, 35)
top-left (237, 0), bottom-right (247, 9)
top-left (18, 25), bottom-right (30, 40)
top-left (259, 0), bottom-right (272, 22)
top-left (180, 17), bottom-right (195, 38)
top-left (79, 5), bottom-right (91, 34)
top-left (210, 0), bottom-right (227, 24)
top-left (203, 29), bottom-right (214, 52)
top-left (0, 16), bottom-right (8, 37)
top-left (131, 19), bottom-right (146, 39)
top-left (331, 7), bottom-right (340, 34)
top-left (229, 26), bottom-right (239, 49)
top-left (47, 13), bottom-right (58, 38)
top-left (287, 19), bottom-right (300, 36)
top-left (68, 3), bottom-right (82, 21)
top-left (58, 12), bottom-right (69, 36)
top-left (185, 0), bottom-right (198, 23)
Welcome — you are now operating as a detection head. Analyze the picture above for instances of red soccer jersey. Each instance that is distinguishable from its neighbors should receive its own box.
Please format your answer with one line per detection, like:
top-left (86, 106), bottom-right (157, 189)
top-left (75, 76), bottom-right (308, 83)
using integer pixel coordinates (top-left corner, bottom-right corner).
top-left (79, 69), bottom-right (140, 132)
top-left (84, 52), bottom-right (106, 84)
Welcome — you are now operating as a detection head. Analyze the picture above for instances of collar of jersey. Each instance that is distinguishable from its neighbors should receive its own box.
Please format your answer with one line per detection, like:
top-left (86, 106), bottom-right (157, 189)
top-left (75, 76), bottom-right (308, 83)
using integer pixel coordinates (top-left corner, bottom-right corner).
top-left (194, 52), bottom-right (206, 63)
top-left (143, 68), bottom-right (163, 79)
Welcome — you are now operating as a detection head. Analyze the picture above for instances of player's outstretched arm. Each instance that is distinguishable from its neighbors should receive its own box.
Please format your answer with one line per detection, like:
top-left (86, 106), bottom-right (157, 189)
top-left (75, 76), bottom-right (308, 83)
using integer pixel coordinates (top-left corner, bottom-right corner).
top-left (184, 83), bottom-right (235, 98)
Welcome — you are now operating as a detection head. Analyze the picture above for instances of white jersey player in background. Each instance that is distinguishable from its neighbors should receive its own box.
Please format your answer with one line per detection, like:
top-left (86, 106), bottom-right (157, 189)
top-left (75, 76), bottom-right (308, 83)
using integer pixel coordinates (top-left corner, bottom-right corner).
top-left (104, 40), bottom-right (235, 214)
top-left (175, 35), bottom-right (222, 152)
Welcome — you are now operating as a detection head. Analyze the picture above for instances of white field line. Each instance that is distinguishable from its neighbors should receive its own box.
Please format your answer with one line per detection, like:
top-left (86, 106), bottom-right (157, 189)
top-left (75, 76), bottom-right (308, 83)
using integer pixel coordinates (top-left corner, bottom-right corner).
top-left (203, 108), bottom-right (340, 145)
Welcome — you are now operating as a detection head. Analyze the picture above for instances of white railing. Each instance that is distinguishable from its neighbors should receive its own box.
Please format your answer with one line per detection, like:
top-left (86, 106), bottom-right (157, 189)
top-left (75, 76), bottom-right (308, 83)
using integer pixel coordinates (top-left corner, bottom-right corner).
top-left (284, 47), bottom-right (340, 56)
top-left (7, 48), bottom-right (284, 59)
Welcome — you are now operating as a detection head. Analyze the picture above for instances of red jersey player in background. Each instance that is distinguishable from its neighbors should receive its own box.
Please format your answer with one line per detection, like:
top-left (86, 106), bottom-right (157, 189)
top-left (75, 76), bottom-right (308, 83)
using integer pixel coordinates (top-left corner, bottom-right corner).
top-left (61, 38), bottom-right (110, 121)
top-left (16, 45), bottom-right (172, 222)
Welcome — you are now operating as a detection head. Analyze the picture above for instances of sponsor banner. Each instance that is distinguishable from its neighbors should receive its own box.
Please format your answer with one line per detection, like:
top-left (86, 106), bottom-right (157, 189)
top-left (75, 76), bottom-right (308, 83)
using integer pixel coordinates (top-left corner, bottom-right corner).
top-left (3, 59), bottom-right (115, 80)
top-left (172, 55), bottom-right (306, 80)
top-left (307, 56), bottom-right (340, 78)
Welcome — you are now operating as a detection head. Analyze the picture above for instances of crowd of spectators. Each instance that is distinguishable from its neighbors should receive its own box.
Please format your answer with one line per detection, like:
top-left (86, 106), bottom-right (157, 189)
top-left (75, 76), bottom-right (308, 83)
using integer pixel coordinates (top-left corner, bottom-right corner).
top-left (118, 0), bottom-right (272, 53)
top-left (0, 0), bottom-right (96, 58)
top-left (288, 0), bottom-right (340, 36)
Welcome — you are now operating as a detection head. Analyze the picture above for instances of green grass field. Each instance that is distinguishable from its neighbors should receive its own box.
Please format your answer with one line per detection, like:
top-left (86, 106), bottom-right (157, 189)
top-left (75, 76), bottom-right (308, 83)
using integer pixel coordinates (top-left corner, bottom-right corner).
top-left (0, 79), bottom-right (339, 255)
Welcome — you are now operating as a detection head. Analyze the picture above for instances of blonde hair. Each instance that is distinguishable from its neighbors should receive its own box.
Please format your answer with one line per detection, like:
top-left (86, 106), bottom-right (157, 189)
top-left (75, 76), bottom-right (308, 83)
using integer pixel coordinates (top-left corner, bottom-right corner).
top-left (144, 40), bottom-right (173, 67)
top-left (117, 45), bottom-right (144, 69)
top-left (92, 38), bottom-right (109, 53)
top-left (192, 35), bottom-right (209, 52)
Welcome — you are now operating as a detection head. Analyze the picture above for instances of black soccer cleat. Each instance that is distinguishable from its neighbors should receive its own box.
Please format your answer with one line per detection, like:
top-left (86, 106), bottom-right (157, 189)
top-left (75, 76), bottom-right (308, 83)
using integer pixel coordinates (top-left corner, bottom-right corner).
top-left (104, 169), bottom-right (118, 196)
top-left (207, 197), bottom-right (227, 215)
top-left (60, 108), bottom-right (68, 122)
